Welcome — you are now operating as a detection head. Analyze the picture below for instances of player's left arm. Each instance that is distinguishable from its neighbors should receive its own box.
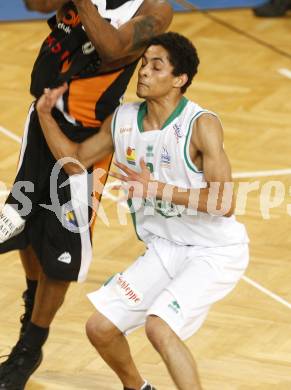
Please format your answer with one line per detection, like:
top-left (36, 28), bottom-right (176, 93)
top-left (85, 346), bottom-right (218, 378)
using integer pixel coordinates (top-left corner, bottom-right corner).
top-left (189, 113), bottom-right (235, 216)
top-left (111, 114), bottom-right (235, 217)
top-left (72, 0), bottom-right (173, 63)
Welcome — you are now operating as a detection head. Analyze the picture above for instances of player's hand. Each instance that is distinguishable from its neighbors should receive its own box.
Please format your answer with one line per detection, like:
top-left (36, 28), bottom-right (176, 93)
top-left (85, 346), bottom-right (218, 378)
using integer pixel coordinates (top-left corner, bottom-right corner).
top-left (110, 158), bottom-right (158, 199)
top-left (36, 83), bottom-right (68, 116)
top-left (72, 0), bottom-right (86, 5)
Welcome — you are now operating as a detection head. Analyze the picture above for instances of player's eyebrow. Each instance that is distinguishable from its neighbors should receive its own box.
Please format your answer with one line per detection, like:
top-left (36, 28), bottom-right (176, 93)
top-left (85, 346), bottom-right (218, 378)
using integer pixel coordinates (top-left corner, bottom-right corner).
top-left (142, 54), bottom-right (165, 64)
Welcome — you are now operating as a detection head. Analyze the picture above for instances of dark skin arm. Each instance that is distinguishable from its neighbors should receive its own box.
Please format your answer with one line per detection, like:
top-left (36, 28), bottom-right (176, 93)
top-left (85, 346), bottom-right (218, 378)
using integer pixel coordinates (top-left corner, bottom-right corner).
top-left (36, 84), bottom-right (114, 175)
top-left (23, 0), bottom-right (69, 12)
top-left (24, 0), bottom-right (172, 69)
top-left (73, 0), bottom-right (173, 64)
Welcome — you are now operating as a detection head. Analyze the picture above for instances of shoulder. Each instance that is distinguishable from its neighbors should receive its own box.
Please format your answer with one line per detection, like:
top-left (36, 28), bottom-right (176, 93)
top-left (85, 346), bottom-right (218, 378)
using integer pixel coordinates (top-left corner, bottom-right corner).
top-left (117, 101), bottom-right (141, 113)
top-left (196, 112), bottom-right (222, 133)
top-left (113, 101), bottom-right (141, 122)
top-left (137, 0), bottom-right (173, 18)
top-left (192, 112), bottom-right (224, 152)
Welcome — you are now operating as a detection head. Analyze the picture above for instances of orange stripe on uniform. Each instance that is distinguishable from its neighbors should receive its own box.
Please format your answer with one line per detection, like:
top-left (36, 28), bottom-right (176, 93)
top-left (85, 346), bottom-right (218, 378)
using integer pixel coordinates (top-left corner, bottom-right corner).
top-left (68, 70), bottom-right (124, 127)
top-left (90, 153), bottom-right (113, 235)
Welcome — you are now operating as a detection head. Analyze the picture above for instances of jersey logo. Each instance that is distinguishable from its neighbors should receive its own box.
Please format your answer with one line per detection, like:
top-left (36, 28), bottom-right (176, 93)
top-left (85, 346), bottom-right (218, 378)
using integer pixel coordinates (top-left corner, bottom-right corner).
top-left (160, 146), bottom-right (171, 167)
top-left (120, 127), bottom-right (132, 134)
top-left (126, 147), bottom-right (136, 165)
top-left (146, 145), bottom-right (154, 158)
top-left (144, 198), bottom-right (184, 219)
top-left (173, 123), bottom-right (183, 143)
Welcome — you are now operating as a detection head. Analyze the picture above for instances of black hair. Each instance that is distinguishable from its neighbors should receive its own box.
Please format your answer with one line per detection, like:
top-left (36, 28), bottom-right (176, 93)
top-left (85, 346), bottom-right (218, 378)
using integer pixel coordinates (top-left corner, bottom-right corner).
top-left (148, 32), bottom-right (199, 93)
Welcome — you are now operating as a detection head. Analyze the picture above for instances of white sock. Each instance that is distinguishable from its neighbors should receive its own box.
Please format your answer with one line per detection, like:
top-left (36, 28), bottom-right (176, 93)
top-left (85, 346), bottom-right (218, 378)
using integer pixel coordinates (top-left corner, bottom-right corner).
top-left (2, 204), bottom-right (25, 224)
top-left (0, 204), bottom-right (25, 242)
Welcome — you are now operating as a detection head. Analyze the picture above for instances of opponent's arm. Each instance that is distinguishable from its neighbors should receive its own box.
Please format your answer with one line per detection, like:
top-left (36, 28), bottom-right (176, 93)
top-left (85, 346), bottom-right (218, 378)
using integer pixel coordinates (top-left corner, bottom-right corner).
top-left (36, 84), bottom-right (114, 175)
top-left (112, 114), bottom-right (234, 217)
top-left (23, 0), bottom-right (69, 12)
top-left (73, 0), bottom-right (173, 63)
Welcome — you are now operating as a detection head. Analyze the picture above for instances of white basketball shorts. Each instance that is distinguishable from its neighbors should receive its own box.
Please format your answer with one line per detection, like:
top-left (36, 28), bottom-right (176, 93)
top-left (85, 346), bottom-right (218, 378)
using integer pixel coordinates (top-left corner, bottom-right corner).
top-left (88, 236), bottom-right (249, 340)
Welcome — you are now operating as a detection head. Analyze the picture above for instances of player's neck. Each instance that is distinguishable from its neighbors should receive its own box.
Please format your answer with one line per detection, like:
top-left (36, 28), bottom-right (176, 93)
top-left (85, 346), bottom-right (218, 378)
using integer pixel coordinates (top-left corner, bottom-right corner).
top-left (144, 94), bottom-right (184, 131)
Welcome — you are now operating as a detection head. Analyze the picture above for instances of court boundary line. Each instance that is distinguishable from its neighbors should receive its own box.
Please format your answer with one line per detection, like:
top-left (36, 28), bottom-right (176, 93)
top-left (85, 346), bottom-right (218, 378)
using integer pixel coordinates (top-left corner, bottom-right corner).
top-left (278, 68), bottom-right (291, 79)
top-left (172, 0), bottom-right (291, 59)
top-left (0, 125), bottom-right (22, 144)
top-left (233, 169), bottom-right (291, 178)
top-left (1, 124), bottom-right (291, 311)
top-left (242, 276), bottom-right (291, 310)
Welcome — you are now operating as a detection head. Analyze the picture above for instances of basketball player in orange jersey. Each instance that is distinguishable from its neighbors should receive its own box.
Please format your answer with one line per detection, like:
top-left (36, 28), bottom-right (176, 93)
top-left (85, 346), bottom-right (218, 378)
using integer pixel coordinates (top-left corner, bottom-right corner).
top-left (0, 1), bottom-right (172, 388)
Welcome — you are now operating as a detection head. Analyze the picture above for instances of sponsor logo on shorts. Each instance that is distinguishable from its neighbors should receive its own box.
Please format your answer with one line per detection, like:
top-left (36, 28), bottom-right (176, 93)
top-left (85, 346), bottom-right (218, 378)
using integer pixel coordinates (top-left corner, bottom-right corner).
top-left (58, 252), bottom-right (72, 264)
top-left (65, 210), bottom-right (78, 227)
top-left (62, 206), bottom-right (79, 232)
top-left (168, 300), bottom-right (181, 314)
top-left (115, 274), bottom-right (143, 306)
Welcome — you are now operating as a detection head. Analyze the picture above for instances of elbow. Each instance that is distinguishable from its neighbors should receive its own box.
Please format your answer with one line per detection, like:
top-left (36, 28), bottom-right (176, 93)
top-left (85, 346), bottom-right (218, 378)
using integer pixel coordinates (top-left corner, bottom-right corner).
top-left (208, 194), bottom-right (235, 217)
top-left (223, 206), bottom-right (234, 218)
top-left (58, 153), bottom-right (87, 176)
top-left (24, 1), bottom-right (55, 13)
top-left (99, 47), bottom-right (123, 63)
top-left (23, 1), bottom-right (35, 11)
top-left (96, 37), bottom-right (126, 63)
top-left (63, 163), bottom-right (85, 176)
top-left (218, 185), bottom-right (235, 217)
top-left (219, 197), bottom-right (235, 217)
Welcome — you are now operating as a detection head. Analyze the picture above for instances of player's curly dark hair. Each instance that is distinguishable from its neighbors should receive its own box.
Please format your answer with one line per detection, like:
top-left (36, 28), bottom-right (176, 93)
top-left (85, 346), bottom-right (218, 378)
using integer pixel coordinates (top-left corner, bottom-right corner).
top-left (148, 32), bottom-right (199, 93)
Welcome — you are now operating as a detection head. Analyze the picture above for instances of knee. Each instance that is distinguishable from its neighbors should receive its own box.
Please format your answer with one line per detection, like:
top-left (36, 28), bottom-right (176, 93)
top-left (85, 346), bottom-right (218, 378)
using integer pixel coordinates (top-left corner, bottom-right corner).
top-left (145, 315), bottom-right (174, 352)
top-left (86, 312), bottom-right (119, 348)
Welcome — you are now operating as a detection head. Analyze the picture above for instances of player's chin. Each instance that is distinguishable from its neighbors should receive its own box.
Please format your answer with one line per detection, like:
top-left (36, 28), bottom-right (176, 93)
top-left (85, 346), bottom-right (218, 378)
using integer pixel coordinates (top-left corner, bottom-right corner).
top-left (136, 88), bottom-right (146, 98)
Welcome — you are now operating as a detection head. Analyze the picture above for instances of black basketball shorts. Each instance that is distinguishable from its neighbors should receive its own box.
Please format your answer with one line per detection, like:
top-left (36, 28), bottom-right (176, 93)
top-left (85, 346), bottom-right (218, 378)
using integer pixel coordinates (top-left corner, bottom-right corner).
top-left (0, 105), bottom-right (111, 282)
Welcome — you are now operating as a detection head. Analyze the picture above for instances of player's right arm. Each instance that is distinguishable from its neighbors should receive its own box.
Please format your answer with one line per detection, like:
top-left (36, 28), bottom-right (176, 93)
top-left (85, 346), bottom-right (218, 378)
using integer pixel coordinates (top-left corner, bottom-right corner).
top-left (36, 84), bottom-right (114, 175)
top-left (23, 0), bottom-right (69, 13)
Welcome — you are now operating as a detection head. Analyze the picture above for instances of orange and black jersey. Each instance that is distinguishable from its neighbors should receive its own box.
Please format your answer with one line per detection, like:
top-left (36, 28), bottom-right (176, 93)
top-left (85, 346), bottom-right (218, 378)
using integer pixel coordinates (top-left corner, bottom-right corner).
top-left (30, 0), bottom-right (141, 141)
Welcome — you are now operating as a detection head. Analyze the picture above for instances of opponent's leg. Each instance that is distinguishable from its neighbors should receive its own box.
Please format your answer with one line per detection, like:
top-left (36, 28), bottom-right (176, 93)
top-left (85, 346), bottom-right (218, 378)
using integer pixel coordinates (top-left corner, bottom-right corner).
top-left (0, 268), bottom-right (70, 389)
top-left (19, 246), bottom-right (40, 336)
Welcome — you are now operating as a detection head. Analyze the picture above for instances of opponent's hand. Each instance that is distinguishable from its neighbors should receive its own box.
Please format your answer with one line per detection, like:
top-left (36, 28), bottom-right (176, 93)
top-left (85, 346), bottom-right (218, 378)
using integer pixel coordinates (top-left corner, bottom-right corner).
top-left (110, 158), bottom-right (158, 200)
top-left (72, 0), bottom-right (86, 5)
top-left (36, 83), bottom-right (68, 115)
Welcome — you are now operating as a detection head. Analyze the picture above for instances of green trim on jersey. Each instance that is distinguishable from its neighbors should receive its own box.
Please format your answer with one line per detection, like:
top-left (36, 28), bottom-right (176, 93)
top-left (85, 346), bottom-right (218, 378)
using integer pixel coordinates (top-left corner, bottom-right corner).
top-left (111, 107), bottom-right (119, 147)
top-left (127, 199), bottom-right (142, 241)
top-left (137, 96), bottom-right (188, 132)
top-left (184, 111), bottom-right (205, 173)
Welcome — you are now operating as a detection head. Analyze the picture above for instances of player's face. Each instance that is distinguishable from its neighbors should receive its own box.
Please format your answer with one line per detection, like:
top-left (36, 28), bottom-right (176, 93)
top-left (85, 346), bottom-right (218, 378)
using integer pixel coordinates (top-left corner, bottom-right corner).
top-left (137, 45), bottom-right (177, 99)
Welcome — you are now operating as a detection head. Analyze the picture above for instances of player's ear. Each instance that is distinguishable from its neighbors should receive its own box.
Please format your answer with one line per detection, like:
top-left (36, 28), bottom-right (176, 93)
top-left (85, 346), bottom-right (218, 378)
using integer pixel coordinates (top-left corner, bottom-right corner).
top-left (173, 73), bottom-right (188, 90)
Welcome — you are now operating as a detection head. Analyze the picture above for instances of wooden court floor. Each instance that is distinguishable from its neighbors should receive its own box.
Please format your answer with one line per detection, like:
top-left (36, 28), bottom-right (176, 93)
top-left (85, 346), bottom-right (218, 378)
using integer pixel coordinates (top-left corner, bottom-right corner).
top-left (0, 8), bottom-right (291, 390)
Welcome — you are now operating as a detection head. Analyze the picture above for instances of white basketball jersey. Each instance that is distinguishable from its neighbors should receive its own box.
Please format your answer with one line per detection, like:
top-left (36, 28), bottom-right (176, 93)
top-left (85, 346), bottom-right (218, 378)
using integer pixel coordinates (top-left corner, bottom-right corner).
top-left (112, 97), bottom-right (249, 247)
top-left (92, 0), bottom-right (144, 28)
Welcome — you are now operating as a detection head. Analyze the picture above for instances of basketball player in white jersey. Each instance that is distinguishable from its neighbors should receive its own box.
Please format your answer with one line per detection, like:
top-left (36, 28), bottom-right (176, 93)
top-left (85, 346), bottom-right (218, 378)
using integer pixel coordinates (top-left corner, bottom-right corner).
top-left (0, 1), bottom-right (172, 389)
top-left (36, 32), bottom-right (249, 390)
